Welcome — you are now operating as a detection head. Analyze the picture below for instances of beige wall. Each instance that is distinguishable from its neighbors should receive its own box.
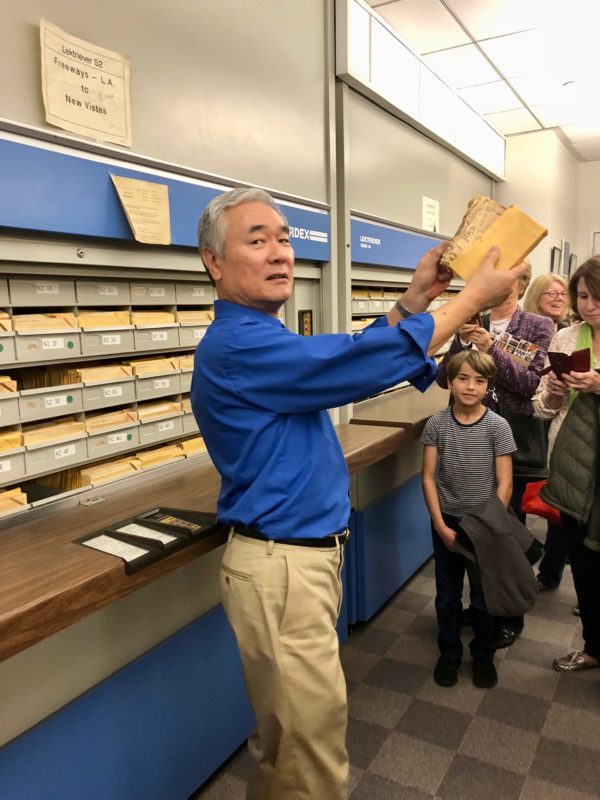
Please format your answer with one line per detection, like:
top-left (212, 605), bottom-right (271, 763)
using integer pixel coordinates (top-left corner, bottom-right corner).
top-left (576, 161), bottom-right (600, 262)
top-left (496, 130), bottom-right (579, 278)
top-left (0, 0), bottom-right (329, 201)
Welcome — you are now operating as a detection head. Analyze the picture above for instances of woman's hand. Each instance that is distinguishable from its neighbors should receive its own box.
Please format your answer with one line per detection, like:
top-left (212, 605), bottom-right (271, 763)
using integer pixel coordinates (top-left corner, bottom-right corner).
top-left (562, 370), bottom-right (600, 394)
top-left (546, 371), bottom-right (570, 397)
top-left (468, 326), bottom-right (493, 353)
top-left (436, 524), bottom-right (457, 551)
top-left (458, 322), bottom-right (478, 342)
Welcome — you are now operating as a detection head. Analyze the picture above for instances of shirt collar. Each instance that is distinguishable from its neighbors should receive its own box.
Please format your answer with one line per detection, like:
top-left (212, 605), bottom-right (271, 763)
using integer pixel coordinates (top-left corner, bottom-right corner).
top-left (214, 299), bottom-right (284, 327)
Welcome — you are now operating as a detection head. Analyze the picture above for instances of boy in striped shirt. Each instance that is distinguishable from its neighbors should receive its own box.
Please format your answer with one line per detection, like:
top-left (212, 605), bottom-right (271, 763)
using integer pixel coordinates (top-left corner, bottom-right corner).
top-left (421, 350), bottom-right (516, 689)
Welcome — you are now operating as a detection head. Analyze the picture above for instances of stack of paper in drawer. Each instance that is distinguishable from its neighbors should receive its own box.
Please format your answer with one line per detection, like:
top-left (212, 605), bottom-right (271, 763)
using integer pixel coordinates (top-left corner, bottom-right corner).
top-left (21, 416), bottom-right (86, 446)
top-left (137, 400), bottom-right (182, 421)
top-left (12, 313), bottom-right (78, 331)
top-left (38, 455), bottom-right (141, 489)
top-left (77, 310), bottom-right (131, 328)
top-left (125, 357), bottom-right (177, 375)
top-left (85, 408), bottom-right (137, 433)
top-left (0, 487), bottom-right (27, 514)
top-left (180, 395), bottom-right (192, 414)
top-left (0, 311), bottom-right (12, 331)
top-left (0, 375), bottom-right (17, 392)
top-left (178, 436), bottom-right (206, 456)
top-left (171, 354), bottom-right (194, 371)
top-left (175, 309), bottom-right (213, 324)
top-left (56, 363), bottom-right (134, 385)
top-left (131, 310), bottom-right (176, 327)
top-left (0, 427), bottom-right (22, 451)
top-left (135, 443), bottom-right (184, 468)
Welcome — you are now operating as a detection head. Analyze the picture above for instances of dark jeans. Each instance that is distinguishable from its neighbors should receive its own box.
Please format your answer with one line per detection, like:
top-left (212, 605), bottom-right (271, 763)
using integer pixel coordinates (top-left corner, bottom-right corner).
top-left (537, 522), bottom-right (568, 589)
top-left (432, 515), bottom-right (496, 663)
top-left (563, 514), bottom-right (600, 660)
top-left (494, 477), bottom-right (528, 635)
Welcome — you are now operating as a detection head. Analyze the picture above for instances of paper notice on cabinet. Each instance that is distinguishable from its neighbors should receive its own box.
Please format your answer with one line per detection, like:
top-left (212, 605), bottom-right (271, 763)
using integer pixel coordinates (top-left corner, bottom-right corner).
top-left (111, 175), bottom-right (171, 245)
top-left (40, 19), bottom-right (132, 147)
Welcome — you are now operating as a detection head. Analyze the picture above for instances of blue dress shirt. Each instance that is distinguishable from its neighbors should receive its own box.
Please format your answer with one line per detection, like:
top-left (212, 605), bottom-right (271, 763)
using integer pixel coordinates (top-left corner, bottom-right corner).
top-left (191, 300), bottom-right (436, 539)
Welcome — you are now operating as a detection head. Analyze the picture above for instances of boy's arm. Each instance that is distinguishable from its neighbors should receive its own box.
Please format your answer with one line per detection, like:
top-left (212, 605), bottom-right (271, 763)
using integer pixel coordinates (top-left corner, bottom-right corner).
top-left (422, 445), bottom-right (456, 551)
top-left (495, 454), bottom-right (513, 507)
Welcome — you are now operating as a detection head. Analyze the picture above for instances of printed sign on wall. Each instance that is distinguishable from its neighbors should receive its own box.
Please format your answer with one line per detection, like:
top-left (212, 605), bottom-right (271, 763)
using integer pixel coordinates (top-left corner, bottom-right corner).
top-left (40, 19), bottom-right (132, 147)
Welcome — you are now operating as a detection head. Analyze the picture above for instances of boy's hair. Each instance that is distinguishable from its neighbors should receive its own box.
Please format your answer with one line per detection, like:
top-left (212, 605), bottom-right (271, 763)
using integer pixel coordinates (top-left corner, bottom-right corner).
top-left (447, 350), bottom-right (496, 387)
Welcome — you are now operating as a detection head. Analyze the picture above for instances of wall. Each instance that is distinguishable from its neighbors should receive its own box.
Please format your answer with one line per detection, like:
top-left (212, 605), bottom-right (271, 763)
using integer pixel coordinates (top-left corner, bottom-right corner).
top-left (496, 130), bottom-right (579, 278)
top-left (345, 89), bottom-right (493, 234)
top-left (576, 161), bottom-right (600, 262)
top-left (0, 0), bottom-right (329, 202)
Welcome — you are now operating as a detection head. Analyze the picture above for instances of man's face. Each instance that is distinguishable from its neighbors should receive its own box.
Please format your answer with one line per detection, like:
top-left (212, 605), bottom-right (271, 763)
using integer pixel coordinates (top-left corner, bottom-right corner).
top-left (203, 202), bottom-right (295, 315)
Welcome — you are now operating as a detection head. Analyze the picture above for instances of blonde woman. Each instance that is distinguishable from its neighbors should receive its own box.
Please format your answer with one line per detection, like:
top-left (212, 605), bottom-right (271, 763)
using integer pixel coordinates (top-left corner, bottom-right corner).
top-left (523, 274), bottom-right (570, 331)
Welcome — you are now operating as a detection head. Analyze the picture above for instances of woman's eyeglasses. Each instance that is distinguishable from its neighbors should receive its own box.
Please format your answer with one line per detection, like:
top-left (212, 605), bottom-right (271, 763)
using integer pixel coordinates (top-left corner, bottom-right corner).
top-left (541, 291), bottom-right (567, 299)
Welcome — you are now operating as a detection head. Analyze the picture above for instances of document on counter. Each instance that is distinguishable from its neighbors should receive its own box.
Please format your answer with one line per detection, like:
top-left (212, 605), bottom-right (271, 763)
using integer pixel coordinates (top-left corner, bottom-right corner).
top-left (115, 522), bottom-right (177, 547)
top-left (80, 534), bottom-right (150, 562)
top-left (111, 175), bottom-right (171, 245)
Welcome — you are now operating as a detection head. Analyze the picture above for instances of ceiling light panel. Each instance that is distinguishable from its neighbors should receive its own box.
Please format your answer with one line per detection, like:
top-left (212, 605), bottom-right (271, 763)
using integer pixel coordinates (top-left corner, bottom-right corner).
top-left (422, 44), bottom-right (498, 90)
top-left (484, 107), bottom-right (541, 135)
top-left (375, 0), bottom-right (469, 55)
top-left (371, 20), bottom-right (420, 117)
top-left (445, 0), bottom-right (549, 39)
top-left (458, 80), bottom-right (522, 115)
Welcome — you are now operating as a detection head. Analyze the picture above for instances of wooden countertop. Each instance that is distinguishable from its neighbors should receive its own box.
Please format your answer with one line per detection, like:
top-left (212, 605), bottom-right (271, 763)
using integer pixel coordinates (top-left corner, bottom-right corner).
top-left (351, 382), bottom-right (449, 431)
top-left (0, 423), bottom-right (409, 662)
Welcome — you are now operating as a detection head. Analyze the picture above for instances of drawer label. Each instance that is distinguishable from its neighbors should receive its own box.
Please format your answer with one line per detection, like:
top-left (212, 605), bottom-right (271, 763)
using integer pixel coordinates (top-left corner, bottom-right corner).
top-left (42, 337), bottom-right (65, 350)
top-left (44, 395), bottom-right (68, 409)
top-left (0, 459), bottom-right (12, 473)
top-left (151, 331), bottom-right (168, 342)
top-left (149, 287), bottom-right (166, 297)
top-left (103, 385), bottom-right (123, 398)
top-left (102, 334), bottom-right (122, 346)
top-left (193, 328), bottom-right (204, 339)
top-left (108, 432), bottom-right (129, 445)
top-left (153, 378), bottom-right (170, 389)
top-left (55, 444), bottom-right (76, 459)
top-left (98, 285), bottom-right (119, 296)
top-left (192, 287), bottom-right (207, 297)
top-left (158, 420), bottom-right (175, 432)
top-left (36, 283), bottom-right (59, 294)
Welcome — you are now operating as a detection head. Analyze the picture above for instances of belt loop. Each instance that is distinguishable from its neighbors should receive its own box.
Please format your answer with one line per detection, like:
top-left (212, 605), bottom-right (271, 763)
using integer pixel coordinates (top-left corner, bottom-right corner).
top-left (267, 539), bottom-right (275, 556)
top-left (228, 526), bottom-right (235, 544)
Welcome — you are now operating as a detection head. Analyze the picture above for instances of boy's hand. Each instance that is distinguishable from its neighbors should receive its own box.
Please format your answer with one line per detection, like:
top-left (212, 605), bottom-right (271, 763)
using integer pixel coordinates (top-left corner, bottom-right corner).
top-left (436, 524), bottom-right (457, 551)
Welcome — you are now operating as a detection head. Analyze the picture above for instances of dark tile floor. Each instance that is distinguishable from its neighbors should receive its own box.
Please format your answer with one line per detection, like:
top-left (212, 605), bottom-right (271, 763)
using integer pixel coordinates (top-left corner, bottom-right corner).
top-left (193, 518), bottom-right (599, 799)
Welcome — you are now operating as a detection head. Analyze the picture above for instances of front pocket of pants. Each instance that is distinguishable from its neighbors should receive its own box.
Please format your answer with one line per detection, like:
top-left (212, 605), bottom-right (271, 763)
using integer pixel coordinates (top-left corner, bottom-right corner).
top-left (222, 563), bottom-right (252, 582)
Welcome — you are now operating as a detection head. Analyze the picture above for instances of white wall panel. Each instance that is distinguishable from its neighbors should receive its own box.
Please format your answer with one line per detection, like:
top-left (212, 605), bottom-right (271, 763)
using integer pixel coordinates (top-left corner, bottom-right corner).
top-left (346, 90), bottom-right (492, 235)
top-left (0, 0), bottom-right (328, 201)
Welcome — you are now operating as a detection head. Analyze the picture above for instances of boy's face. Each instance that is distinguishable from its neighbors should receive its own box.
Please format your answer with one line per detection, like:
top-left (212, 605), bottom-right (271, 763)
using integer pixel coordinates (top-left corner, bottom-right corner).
top-left (449, 362), bottom-right (489, 407)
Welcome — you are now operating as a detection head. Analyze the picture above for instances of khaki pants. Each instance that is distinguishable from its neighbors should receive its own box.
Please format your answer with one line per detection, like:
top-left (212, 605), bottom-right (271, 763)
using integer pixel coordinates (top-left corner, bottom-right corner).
top-left (221, 531), bottom-right (348, 800)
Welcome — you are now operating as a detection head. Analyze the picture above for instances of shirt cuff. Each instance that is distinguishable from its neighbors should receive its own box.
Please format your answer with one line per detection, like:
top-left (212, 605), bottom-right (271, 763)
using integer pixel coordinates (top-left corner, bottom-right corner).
top-left (395, 313), bottom-right (438, 392)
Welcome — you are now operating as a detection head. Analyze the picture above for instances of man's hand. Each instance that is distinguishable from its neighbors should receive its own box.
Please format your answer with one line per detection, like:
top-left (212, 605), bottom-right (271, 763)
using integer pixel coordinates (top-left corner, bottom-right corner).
top-left (464, 248), bottom-right (526, 311)
top-left (402, 242), bottom-right (452, 313)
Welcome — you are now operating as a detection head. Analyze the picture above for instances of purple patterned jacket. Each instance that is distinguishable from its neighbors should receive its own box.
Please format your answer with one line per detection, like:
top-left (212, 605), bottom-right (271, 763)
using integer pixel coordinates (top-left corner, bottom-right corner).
top-left (436, 307), bottom-right (554, 416)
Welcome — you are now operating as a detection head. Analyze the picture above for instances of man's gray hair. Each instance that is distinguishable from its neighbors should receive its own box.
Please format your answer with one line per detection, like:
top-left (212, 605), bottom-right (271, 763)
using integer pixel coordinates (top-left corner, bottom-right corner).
top-left (197, 187), bottom-right (287, 285)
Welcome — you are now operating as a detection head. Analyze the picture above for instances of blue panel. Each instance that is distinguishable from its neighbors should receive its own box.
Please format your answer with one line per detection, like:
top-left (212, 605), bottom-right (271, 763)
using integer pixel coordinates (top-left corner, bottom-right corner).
top-left (355, 474), bottom-right (433, 620)
top-left (0, 605), bottom-right (253, 800)
top-left (351, 217), bottom-right (443, 269)
top-left (0, 138), bottom-right (330, 261)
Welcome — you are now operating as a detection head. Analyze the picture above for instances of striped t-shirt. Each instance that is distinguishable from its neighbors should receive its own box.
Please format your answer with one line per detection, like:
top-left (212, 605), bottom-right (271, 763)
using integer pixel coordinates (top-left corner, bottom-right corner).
top-left (420, 407), bottom-right (516, 516)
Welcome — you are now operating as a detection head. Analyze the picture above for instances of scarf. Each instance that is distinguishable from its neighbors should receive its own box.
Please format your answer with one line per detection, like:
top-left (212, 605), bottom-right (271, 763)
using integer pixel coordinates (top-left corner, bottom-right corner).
top-left (569, 323), bottom-right (593, 406)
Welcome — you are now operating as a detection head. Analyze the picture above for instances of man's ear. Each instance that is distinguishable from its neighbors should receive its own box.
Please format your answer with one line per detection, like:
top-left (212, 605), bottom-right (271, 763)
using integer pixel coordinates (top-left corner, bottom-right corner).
top-left (202, 248), bottom-right (221, 282)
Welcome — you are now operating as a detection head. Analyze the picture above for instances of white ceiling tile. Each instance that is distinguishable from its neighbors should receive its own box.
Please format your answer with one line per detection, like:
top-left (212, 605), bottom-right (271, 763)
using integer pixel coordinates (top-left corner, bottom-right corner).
top-left (478, 29), bottom-right (559, 79)
top-left (530, 101), bottom-right (580, 129)
top-left (422, 44), bottom-right (498, 90)
top-left (509, 74), bottom-right (572, 106)
top-left (445, 0), bottom-right (550, 40)
top-left (458, 80), bottom-right (521, 115)
top-left (374, 0), bottom-right (469, 55)
top-left (484, 107), bottom-right (542, 136)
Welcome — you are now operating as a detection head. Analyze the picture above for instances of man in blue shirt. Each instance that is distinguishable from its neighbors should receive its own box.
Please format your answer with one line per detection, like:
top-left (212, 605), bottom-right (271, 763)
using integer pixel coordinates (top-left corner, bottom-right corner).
top-left (191, 187), bottom-right (525, 799)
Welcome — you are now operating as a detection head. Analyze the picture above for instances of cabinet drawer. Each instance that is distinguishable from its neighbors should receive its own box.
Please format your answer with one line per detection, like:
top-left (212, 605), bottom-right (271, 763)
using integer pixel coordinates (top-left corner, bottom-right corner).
top-left (178, 326), bottom-right (206, 347)
top-left (0, 449), bottom-right (26, 484)
top-left (80, 329), bottom-right (135, 356)
top-left (0, 279), bottom-right (9, 305)
top-left (87, 425), bottom-right (139, 459)
top-left (15, 332), bottom-right (81, 361)
top-left (179, 371), bottom-right (192, 392)
top-left (133, 327), bottom-right (179, 351)
top-left (130, 282), bottom-right (176, 305)
top-left (138, 415), bottom-right (184, 446)
top-left (175, 283), bottom-right (214, 304)
top-left (0, 335), bottom-right (16, 364)
top-left (82, 379), bottom-right (136, 411)
top-left (0, 394), bottom-right (19, 426)
top-left (19, 386), bottom-right (83, 422)
top-left (26, 438), bottom-right (87, 473)
top-left (9, 279), bottom-right (76, 306)
top-left (76, 280), bottom-right (131, 305)
top-left (136, 373), bottom-right (181, 401)
top-left (182, 413), bottom-right (199, 434)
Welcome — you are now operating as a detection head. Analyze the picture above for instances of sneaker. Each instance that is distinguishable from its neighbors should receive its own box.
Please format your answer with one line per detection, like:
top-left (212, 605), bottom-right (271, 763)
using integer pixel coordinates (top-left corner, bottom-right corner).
top-left (553, 650), bottom-right (599, 672)
top-left (494, 627), bottom-right (521, 649)
top-left (434, 657), bottom-right (459, 687)
top-left (472, 659), bottom-right (498, 689)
